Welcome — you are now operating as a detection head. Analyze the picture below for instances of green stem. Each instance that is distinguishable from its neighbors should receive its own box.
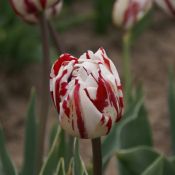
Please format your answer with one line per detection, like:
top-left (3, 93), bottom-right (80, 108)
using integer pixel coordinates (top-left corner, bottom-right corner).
top-left (91, 138), bottom-right (102, 175)
top-left (122, 32), bottom-right (132, 104)
top-left (36, 13), bottom-right (50, 173)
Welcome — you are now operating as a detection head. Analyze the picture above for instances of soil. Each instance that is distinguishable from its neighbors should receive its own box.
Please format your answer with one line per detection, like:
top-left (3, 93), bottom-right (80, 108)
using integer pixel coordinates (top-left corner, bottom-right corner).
top-left (0, 2), bottom-right (175, 175)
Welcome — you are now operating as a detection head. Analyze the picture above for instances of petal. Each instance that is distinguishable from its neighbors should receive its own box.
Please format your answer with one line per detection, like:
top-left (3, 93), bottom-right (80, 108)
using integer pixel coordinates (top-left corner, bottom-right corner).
top-left (79, 50), bottom-right (94, 60)
top-left (79, 87), bottom-right (106, 138)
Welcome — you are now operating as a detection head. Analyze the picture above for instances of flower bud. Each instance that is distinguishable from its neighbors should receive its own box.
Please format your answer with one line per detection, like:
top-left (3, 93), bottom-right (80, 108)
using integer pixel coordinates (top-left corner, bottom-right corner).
top-left (50, 48), bottom-right (124, 139)
top-left (156, 0), bottom-right (175, 16)
top-left (9, 0), bottom-right (62, 23)
top-left (113, 0), bottom-right (152, 29)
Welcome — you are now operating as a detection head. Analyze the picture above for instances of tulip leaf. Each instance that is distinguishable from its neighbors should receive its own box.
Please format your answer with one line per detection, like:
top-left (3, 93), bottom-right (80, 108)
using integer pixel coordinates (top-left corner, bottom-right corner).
top-left (102, 94), bottom-right (152, 171)
top-left (55, 158), bottom-right (66, 175)
top-left (39, 127), bottom-right (61, 175)
top-left (41, 128), bottom-right (74, 175)
top-left (102, 96), bottom-right (140, 167)
top-left (73, 139), bottom-right (88, 175)
top-left (118, 98), bottom-right (153, 149)
top-left (49, 123), bottom-right (59, 149)
top-left (162, 159), bottom-right (175, 174)
top-left (117, 146), bottom-right (175, 175)
top-left (168, 71), bottom-right (175, 155)
top-left (169, 157), bottom-right (175, 167)
top-left (141, 156), bottom-right (164, 175)
top-left (0, 161), bottom-right (5, 175)
top-left (0, 126), bottom-right (17, 175)
top-left (21, 88), bottom-right (37, 175)
top-left (116, 146), bottom-right (159, 174)
top-left (49, 125), bottom-right (74, 170)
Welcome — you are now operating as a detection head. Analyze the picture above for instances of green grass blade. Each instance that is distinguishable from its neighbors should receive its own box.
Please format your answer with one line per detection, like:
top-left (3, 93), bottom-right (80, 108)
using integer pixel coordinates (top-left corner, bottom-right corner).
top-left (141, 156), bottom-right (164, 175)
top-left (73, 139), bottom-right (88, 175)
top-left (168, 71), bottom-right (175, 155)
top-left (169, 156), bottom-right (175, 166)
top-left (21, 88), bottom-right (37, 175)
top-left (118, 99), bottom-right (152, 149)
top-left (39, 127), bottom-right (61, 175)
top-left (66, 158), bottom-right (74, 175)
top-left (0, 127), bottom-right (17, 175)
top-left (116, 146), bottom-right (159, 175)
top-left (55, 158), bottom-right (66, 175)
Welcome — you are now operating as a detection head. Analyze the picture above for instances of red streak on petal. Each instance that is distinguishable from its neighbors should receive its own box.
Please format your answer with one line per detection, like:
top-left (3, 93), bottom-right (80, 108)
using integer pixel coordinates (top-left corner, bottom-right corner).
top-left (99, 72), bottom-right (119, 116)
top-left (99, 48), bottom-right (112, 73)
top-left (94, 76), bottom-right (108, 111)
top-left (84, 72), bottom-right (108, 112)
top-left (86, 52), bottom-right (90, 59)
top-left (74, 83), bottom-right (87, 138)
top-left (106, 117), bottom-right (112, 134)
top-left (60, 82), bottom-right (68, 96)
top-left (51, 92), bottom-right (54, 100)
top-left (100, 115), bottom-right (105, 125)
top-left (106, 81), bottom-right (119, 115)
top-left (53, 54), bottom-right (77, 76)
top-left (24, 0), bottom-right (38, 13)
top-left (54, 70), bottom-right (68, 113)
top-left (50, 91), bottom-right (54, 103)
top-left (165, 0), bottom-right (175, 16)
top-left (90, 73), bottom-right (98, 83)
top-left (40, 0), bottom-right (47, 9)
top-left (100, 47), bottom-right (105, 54)
top-left (116, 85), bottom-right (124, 122)
top-left (102, 54), bottom-right (112, 73)
top-left (62, 100), bottom-right (70, 117)
top-left (116, 96), bottom-right (124, 122)
top-left (83, 67), bottom-right (89, 75)
top-left (123, 2), bottom-right (140, 26)
top-left (117, 85), bottom-right (122, 90)
top-left (117, 85), bottom-right (124, 108)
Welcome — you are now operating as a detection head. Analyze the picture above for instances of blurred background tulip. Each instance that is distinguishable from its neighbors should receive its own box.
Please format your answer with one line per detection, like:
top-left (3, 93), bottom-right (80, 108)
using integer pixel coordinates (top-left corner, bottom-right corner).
top-left (9, 0), bottom-right (63, 23)
top-left (112, 0), bottom-right (153, 29)
top-left (156, 0), bottom-right (175, 16)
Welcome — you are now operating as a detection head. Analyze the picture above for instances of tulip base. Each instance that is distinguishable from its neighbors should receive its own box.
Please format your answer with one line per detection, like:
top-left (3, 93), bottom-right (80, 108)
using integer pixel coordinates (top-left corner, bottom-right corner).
top-left (91, 138), bottom-right (102, 175)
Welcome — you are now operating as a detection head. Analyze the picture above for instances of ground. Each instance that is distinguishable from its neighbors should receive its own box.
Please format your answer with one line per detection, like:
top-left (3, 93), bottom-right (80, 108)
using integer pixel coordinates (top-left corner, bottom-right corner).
top-left (0, 2), bottom-right (175, 175)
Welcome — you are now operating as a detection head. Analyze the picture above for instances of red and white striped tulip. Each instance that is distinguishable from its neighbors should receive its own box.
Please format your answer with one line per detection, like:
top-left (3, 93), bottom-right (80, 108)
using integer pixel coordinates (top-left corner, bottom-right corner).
top-left (113, 0), bottom-right (152, 29)
top-left (156, 0), bottom-right (175, 16)
top-left (50, 48), bottom-right (124, 139)
top-left (9, 0), bottom-right (62, 23)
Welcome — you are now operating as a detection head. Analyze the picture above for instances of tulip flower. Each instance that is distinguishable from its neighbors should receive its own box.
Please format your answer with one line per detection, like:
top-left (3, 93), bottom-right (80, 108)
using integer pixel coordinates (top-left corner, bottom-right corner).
top-left (50, 48), bottom-right (124, 139)
top-left (156, 0), bottom-right (175, 16)
top-left (9, 0), bottom-right (62, 23)
top-left (113, 0), bottom-right (152, 29)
